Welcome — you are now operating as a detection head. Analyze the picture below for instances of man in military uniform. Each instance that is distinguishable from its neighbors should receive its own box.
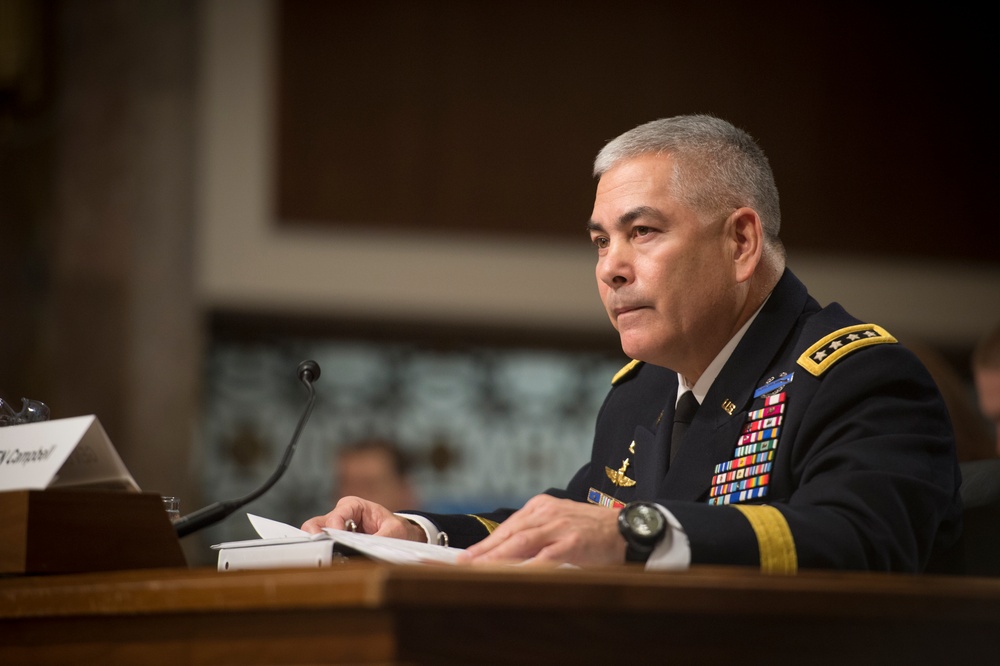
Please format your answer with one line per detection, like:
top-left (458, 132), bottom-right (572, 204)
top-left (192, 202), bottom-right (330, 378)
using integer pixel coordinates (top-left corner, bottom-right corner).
top-left (303, 115), bottom-right (962, 572)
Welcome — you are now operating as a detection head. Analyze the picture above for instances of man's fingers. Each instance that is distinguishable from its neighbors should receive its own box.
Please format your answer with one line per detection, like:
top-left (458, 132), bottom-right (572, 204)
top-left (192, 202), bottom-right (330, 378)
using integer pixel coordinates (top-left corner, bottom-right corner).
top-left (469, 524), bottom-right (559, 563)
top-left (300, 497), bottom-right (375, 534)
top-left (301, 515), bottom-right (335, 533)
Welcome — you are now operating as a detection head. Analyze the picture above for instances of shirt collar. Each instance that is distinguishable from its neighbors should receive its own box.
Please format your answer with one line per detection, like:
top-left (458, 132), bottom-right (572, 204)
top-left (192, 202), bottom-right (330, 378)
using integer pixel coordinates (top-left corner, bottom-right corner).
top-left (677, 295), bottom-right (771, 407)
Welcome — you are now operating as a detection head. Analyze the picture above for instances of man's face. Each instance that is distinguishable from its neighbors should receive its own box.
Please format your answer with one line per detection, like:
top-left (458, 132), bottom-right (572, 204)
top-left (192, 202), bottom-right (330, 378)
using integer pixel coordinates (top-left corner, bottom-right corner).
top-left (336, 449), bottom-right (413, 511)
top-left (974, 366), bottom-right (1000, 454)
top-left (588, 154), bottom-right (740, 379)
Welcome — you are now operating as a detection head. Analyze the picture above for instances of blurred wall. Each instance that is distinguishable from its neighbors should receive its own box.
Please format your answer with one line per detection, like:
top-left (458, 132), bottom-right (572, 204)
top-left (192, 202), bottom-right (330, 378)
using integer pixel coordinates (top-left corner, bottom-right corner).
top-left (1, 0), bottom-right (202, 561)
top-left (199, 0), bottom-right (999, 347)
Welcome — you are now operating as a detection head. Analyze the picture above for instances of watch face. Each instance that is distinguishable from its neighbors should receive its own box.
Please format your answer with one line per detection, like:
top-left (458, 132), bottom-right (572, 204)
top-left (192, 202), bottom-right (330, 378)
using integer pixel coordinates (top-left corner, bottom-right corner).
top-left (626, 503), bottom-right (664, 539)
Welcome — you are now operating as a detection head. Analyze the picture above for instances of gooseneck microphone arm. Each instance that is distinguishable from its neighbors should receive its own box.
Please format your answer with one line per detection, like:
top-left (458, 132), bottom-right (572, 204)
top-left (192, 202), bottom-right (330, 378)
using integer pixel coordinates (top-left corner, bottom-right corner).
top-left (174, 360), bottom-right (321, 538)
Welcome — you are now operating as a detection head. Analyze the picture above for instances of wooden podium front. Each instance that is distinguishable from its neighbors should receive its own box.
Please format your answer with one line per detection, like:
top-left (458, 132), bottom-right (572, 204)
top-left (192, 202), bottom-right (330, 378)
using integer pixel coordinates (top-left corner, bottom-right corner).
top-left (0, 490), bottom-right (186, 575)
top-left (2, 563), bottom-right (998, 664)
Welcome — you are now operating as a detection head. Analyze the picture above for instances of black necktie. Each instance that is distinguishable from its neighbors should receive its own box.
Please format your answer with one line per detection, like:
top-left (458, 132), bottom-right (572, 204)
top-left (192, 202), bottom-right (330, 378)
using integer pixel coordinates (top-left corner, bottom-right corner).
top-left (670, 391), bottom-right (700, 463)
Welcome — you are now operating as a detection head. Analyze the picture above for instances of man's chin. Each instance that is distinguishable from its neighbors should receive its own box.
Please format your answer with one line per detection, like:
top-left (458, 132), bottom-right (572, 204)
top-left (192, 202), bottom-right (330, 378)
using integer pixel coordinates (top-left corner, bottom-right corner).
top-left (618, 336), bottom-right (653, 363)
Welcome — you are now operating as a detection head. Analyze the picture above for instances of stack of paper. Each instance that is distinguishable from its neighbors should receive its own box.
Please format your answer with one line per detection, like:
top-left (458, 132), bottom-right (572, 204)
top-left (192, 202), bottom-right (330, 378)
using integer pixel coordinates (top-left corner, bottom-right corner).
top-left (213, 514), bottom-right (463, 571)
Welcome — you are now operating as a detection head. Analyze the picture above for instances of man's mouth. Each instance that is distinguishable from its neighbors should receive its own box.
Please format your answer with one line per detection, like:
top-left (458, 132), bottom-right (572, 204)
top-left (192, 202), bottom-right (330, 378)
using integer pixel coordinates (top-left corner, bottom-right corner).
top-left (614, 305), bottom-right (647, 318)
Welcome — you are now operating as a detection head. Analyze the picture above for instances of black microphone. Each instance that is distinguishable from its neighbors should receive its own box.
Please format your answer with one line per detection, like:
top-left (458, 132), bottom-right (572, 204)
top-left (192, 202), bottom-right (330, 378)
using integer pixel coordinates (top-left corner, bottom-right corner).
top-left (174, 359), bottom-right (321, 538)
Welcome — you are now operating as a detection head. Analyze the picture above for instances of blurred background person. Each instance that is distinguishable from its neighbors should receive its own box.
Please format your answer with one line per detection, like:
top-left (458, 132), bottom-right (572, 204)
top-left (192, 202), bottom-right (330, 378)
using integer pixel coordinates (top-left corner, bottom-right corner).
top-left (955, 322), bottom-right (1000, 577)
top-left (333, 438), bottom-right (418, 512)
top-left (972, 323), bottom-right (1000, 456)
top-left (905, 338), bottom-right (996, 462)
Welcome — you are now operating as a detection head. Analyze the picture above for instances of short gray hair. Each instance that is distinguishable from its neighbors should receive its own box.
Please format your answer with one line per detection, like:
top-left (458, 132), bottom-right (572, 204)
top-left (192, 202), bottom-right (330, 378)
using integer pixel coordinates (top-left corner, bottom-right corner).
top-left (594, 115), bottom-right (782, 243)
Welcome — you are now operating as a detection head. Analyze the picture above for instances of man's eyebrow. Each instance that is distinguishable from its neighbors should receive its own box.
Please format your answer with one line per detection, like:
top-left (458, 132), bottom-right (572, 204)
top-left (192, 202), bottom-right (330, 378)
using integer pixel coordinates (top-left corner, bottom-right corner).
top-left (586, 206), bottom-right (666, 232)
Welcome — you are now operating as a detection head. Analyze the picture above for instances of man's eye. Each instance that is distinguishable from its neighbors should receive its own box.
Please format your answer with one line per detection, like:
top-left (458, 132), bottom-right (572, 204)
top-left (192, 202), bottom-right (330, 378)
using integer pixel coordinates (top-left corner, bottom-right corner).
top-left (634, 226), bottom-right (650, 237)
top-left (593, 237), bottom-right (609, 249)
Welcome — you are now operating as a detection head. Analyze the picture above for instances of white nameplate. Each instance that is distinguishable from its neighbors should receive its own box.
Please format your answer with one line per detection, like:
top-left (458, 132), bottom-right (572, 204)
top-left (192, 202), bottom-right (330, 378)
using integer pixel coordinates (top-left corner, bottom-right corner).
top-left (0, 415), bottom-right (139, 492)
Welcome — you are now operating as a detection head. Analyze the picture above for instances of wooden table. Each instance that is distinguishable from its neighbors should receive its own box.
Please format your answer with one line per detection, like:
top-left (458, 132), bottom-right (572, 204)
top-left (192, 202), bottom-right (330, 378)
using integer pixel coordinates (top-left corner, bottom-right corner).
top-left (2, 562), bottom-right (998, 664)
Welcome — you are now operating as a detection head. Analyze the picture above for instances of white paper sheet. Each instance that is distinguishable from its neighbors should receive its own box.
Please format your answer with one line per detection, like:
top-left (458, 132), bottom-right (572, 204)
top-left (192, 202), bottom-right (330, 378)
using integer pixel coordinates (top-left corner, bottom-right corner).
top-left (248, 513), bottom-right (314, 539)
top-left (319, 528), bottom-right (463, 565)
top-left (213, 514), bottom-right (463, 566)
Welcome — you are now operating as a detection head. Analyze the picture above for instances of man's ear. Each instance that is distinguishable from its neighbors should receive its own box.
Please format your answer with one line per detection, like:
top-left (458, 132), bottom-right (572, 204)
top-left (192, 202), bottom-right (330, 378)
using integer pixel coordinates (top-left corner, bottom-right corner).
top-left (728, 207), bottom-right (764, 284)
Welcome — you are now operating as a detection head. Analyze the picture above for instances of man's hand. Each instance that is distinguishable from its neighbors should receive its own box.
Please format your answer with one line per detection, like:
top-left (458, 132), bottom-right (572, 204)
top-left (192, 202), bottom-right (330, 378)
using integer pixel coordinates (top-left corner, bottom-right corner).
top-left (459, 494), bottom-right (627, 566)
top-left (300, 496), bottom-right (426, 542)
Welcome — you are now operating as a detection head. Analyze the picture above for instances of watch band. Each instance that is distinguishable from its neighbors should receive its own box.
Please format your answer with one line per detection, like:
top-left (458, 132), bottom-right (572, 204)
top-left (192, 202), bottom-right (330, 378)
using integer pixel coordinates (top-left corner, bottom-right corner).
top-left (625, 542), bottom-right (654, 563)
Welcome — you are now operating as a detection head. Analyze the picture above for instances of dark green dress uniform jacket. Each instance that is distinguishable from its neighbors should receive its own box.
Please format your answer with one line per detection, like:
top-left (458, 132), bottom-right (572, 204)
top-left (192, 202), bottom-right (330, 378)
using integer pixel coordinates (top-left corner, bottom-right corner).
top-left (409, 270), bottom-right (963, 572)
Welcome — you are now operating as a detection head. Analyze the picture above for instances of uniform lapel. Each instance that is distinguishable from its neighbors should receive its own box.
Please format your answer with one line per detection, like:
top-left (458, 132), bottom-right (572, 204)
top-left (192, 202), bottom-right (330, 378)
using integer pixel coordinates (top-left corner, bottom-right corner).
top-left (632, 386), bottom-right (678, 496)
top-left (658, 270), bottom-right (810, 501)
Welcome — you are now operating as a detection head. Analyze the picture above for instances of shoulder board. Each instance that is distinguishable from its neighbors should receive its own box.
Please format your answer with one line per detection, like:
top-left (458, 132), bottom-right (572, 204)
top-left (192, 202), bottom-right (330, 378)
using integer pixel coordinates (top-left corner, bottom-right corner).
top-left (612, 359), bottom-right (643, 385)
top-left (797, 324), bottom-right (897, 377)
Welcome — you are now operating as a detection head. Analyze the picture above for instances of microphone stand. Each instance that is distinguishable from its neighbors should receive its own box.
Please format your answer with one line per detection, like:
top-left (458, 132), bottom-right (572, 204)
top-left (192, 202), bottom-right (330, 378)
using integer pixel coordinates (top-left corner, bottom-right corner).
top-left (174, 360), bottom-right (321, 538)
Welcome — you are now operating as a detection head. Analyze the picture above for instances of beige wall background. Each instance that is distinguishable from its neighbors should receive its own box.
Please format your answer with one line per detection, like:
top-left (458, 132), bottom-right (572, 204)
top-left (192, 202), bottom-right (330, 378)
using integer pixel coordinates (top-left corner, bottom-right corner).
top-left (1, 1), bottom-right (997, 561)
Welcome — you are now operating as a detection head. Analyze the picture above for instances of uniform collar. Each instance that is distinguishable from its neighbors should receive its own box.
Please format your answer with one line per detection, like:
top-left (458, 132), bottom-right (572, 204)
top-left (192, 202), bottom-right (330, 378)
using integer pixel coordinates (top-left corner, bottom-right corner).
top-left (677, 293), bottom-right (771, 407)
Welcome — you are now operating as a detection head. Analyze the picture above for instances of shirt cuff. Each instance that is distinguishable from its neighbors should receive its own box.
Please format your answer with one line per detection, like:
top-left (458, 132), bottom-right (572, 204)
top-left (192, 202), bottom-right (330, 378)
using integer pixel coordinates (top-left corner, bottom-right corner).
top-left (395, 512), bottom-right (439, 545)
top-left (645, 504), bottom-right (691, 570)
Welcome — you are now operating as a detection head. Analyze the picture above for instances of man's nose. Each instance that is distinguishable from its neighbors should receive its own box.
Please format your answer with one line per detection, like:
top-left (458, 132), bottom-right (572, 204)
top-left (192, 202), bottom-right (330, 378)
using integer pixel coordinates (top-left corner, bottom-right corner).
top-left (597, 242), bottom-right (634, 288)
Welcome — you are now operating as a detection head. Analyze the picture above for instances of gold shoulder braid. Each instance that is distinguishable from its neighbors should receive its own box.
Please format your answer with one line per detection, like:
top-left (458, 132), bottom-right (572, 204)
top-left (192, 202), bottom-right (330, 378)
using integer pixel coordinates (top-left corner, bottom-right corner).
top-left (612, 359), bottom-right (643, 385)
top-left (797, 324), bottom-right (897, 377)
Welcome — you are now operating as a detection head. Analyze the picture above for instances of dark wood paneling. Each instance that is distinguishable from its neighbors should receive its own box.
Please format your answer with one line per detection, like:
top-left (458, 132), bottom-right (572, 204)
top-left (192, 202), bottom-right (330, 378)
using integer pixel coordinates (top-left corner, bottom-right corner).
top-left (275, 1), bottom-right (997, 262)
top-left (207, 308), bottom-right (621, 354)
